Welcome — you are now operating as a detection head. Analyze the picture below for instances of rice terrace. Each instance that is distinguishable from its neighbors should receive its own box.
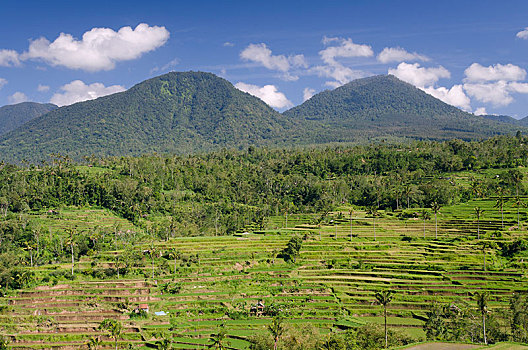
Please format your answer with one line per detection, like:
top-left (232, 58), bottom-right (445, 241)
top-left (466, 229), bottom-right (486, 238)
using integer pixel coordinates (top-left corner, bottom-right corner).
top-left (0, 137), bottom-right (528, 349)
top-left (2, 1), bottom-right (528, 349)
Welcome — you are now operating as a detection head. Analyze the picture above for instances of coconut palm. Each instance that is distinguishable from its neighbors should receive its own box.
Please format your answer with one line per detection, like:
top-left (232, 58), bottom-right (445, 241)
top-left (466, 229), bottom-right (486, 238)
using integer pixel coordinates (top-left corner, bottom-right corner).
top-left (268, 316), bottom-right (285, 350)
top-left (474, 291), bottom-right (489, 345)
top-left (494, 187), bottom-right (506, 229)
top-left (511, 193), bottom-right (526, 229)
top-left (421, 209), bottom-right (431, 239)
top-left (375, 289), bottom-right (394, 348)
top-left (366, 205), bottom-right (379, 240)
top-left (86, 336), bottom-right (102, 350)
top-left (431, 202), bottom-right (441, 239)
top-left (98, 319), bottom-right (122, 350)
top-left (474, 207), bottom-right (485, 239)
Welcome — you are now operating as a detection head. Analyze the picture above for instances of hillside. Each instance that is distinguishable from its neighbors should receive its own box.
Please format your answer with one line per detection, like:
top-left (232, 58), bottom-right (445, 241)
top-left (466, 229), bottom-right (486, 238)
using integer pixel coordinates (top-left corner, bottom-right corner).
top-left (0, 72), bottom-right (293, 162)
top-left (284, 75), bottom-right (523, 142)
top-left (0, 73), bottom-right (524, 163)
top-left (0, 137), bottom-right (528, 349)
top-left (0, 102), bottom-right (57, 136)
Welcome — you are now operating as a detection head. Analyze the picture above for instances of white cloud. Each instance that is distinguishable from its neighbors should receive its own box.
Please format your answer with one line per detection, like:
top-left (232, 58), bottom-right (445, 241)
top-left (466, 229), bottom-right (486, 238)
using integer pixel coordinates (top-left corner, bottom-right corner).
top-left (150, 57), bottom-right (179, 74)
top-left (235, 82), bottom-right (293, 109)
top-left (377, 47), bottom-right (429, 64)
top-left (303, 87), bottom-right (316, 101)
top-left (8, 92), bottom-right (28, 104)
top-left (21, 23), bottom-right (170, 72)
top-left (0, 49), bottom-right (20, 67)
top-left (50, 80), bottom-right (125, 106)
top-left (474, 107), bottom-right (487, 116)
top-left (240, 43), bottom-right (307, 81)
top-left (516, 27), bottom-right (528, 39)
top-left (389, 62), bottom-right (450, 88)
top-left (240, 43), bottom-right (307, 79)
top-left (37, 84), bottom-right (50, 92)
top-left (223, 42), bottom-right (235, 47)
top-left (508, 81), bottom-right (528, 93)
top-left (319, 37), bottom-right (373, 64)
top-left (0, 78), bottom-right (6, 90)
top-left (464, 63), bottom-right (526, 82)
top-left (463, 81), bottom-right (513, 106)
top-left (422, 85), bottom-right (471, 111)
top-left (312, 37), bottom-right (373, 87)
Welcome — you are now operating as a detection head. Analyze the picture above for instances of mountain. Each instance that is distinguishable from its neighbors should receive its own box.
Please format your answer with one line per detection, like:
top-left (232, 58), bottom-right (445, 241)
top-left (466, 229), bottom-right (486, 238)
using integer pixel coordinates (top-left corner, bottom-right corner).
top-left (0, 73), bottom-right (523, 163)
top-left (0, 102), bottom-right (57, 136)
top-left (0, 72), bottom-right (294, 162)
top-left (481, 114), bottom-right (520, 125)
top-left (283, 75), bottom-right (523, 142)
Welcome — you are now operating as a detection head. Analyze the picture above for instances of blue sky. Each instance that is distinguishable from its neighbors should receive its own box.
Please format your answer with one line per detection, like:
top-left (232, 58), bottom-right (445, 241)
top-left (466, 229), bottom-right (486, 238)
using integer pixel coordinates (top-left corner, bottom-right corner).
top-left (1, 0), bottom-right (528, 117)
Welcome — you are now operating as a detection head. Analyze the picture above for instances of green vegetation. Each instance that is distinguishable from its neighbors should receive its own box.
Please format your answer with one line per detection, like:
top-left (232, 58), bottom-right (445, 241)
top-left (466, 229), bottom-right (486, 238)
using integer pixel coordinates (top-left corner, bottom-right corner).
top-left (0, 102), bottom-right (56, 136)
top-left (0, 136), bottom-right (527, 348)
top-left (0, 73), bottom-right (525, 163)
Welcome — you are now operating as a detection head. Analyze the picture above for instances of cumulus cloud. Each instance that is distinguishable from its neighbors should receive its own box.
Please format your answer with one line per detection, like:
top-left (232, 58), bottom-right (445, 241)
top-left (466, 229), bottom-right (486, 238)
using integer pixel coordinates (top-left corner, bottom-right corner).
top-left (50, 80), bottom-right (125, 106)
top-left (0, 49), bottom-right (20, 67)
top-left (240, 43), bottom-right (307, 80)
top-left (474, 107), bottom-right (487, 116)
top-left (319, 37), bottom-right (373, 64)
top-left (464, 63), bottom-right (526, 82)
top-left (235, 82), bottom-right (292, 109)
top-left (0, 78), bottom-right (6, 90)
top-left (389, 62), bottom-right (450, 88)
top-left (21, 23), bottom-right (169, 72)
top-left (303, 87), bottom-right (316, 101)
top-left (377, 47), bottom-right (429, 64)
top-left (8, 92), bottom-right (28, 104)
top-left (517, 27), bottom-right (528, 39)
top-left (422, 85), bottom-right (471, 111)
top-left (37, 84), bottom-right (50, 92)
top-left (463, 81), bottom-right (513, 106)
top-left (313, 37), bottom-right (373, 87)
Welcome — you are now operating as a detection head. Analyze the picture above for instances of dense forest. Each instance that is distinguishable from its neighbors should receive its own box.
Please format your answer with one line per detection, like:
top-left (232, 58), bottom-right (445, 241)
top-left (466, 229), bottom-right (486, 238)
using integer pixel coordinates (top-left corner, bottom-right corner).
top-left (0, 72), bottom-right (523, 163)
top-left (1, 135), bottom-right (528, 289)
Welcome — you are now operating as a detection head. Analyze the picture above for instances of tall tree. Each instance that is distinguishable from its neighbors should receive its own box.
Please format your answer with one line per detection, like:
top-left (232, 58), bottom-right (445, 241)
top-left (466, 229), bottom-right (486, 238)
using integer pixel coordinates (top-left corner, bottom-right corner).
top-left (494, 187), bottom-right (506, 229)
top-left (431, 202), bottom-right (441, 239)
top-left (474, 207), bottom-right (485, 239)
top-left (268, 316), bottom-right (285, 350)
top-left (375, 290), bottom-right (394, 349)
top-left (98, 319), bottom-right (123, 350)
top-left (473, 291), bottom-right (489, 345)
top-left (367, 205), bottom-right (379, 241)
top-left (421, 209), bottom-right (430, 239)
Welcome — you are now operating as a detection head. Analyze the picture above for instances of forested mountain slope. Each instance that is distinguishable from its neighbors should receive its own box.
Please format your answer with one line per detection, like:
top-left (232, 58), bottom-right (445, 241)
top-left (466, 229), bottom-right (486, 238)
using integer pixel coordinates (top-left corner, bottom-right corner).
top-left (0, 72), bottom-right (293, 162)
top-left (283, 75), bottom-right (523, 142)
top-left (0, 102), bottom-right (57, 136)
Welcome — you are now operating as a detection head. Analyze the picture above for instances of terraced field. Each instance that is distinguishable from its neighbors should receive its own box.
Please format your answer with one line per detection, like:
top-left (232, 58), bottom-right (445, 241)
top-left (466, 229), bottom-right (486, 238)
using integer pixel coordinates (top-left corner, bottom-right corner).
top-left (1, 198), bottom-right (528, 349)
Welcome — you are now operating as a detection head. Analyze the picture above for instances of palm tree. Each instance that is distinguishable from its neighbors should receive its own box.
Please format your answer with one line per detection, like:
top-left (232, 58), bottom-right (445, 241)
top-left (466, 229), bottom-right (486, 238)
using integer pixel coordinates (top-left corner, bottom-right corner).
top-left (421, 209), bottom-right (431, 239)
top-left (375, 290), bottom-right (394, 348)
top-left (478, 241), bottom-right (496, 271)
top-left (494, 187), bottom-right (506, 229)
top-left (268, 316), bottom-right (285, 350)
top-left (208, 326), bottom-right (229, 350)
top-left (155, 334), bottom-right (173, 350)
top-left (98, 319), bottom-right (123, 350)
top-left (66, 228), bottom-right (77, 276)
top-left (349, 209), bottom-right (354, 242)
top-left (431, 202), bottom-right (441, 239)
top-left (86, 335), bottom-right (102, 350)
top-left (366, 205), bottom-right (379, 240)
top-left (512, 194), bottom-right (525, 229)
top-left (473, 291), bottom-right (489, 345)
top-left (474, 207), bottom-right (485, 239)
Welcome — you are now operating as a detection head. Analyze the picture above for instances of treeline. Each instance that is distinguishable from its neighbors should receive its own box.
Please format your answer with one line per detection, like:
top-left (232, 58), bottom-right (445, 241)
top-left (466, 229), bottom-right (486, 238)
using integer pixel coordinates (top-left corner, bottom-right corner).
top-left (1, 135), bottom-right (528, 234)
